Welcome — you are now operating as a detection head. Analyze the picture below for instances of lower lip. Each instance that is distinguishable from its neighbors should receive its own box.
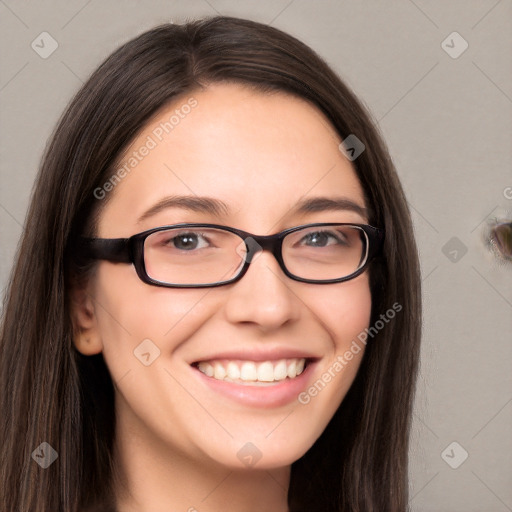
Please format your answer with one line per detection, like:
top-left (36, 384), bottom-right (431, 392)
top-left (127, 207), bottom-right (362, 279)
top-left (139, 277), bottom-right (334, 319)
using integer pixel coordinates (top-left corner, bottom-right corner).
top-left (192, 361), bottom-right (317, 408)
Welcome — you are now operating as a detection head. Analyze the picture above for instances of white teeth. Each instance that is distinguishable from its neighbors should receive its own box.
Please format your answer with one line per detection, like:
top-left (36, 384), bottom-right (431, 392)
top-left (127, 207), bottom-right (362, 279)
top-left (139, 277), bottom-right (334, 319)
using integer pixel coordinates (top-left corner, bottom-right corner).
top-left (196, 358), bottom-right (307, 383)
top-left (257, 362), bottom-right (274, 382)
top-left (198, 362), bottom-right (214, 377)
top-left (226, 361), bottom-right (240, 379)
top-left (287, 360), bottom-right (297, 378)
top-left (240, 362), bottom-right (258, 381)
top-left (214, 363), bottom-right (226, 380)
top-left (274, 360), bottom-right (288, 380)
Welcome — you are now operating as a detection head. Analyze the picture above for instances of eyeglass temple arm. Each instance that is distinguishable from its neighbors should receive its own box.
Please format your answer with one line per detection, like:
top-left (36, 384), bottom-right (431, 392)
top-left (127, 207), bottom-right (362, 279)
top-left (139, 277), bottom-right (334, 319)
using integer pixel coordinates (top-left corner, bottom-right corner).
top-left (75, 237), bottom-right (132, 263)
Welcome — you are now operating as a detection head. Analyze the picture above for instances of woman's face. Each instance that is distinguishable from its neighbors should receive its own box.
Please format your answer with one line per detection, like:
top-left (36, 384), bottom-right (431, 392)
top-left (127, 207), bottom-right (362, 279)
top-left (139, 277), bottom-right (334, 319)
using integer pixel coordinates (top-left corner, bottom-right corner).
top-left (73, 83), bottom-right (372, 471)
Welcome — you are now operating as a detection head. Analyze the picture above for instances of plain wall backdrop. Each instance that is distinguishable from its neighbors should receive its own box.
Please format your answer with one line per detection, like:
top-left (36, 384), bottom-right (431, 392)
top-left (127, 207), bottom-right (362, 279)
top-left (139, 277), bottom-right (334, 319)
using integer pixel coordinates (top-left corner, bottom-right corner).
top-left (1, 1), bottom-right (511, 510)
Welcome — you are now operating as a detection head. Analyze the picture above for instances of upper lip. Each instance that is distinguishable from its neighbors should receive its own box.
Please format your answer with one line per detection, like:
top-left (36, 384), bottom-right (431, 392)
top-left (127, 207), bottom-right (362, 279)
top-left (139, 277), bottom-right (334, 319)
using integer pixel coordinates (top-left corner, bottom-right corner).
top-left (191, 347), bottom-right (320, 364)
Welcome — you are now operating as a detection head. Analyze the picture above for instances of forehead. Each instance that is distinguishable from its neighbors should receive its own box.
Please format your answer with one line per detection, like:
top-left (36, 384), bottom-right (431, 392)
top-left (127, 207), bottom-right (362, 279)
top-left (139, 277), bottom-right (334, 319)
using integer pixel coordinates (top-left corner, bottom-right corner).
top-left (97, 83), bottom-right (367, 236)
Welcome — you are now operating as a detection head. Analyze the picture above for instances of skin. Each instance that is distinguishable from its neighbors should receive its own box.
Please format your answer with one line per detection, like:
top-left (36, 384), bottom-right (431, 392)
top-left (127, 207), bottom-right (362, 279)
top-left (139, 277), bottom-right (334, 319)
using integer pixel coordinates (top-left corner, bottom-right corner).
top-left (71, 83), bottom-right (372, 512)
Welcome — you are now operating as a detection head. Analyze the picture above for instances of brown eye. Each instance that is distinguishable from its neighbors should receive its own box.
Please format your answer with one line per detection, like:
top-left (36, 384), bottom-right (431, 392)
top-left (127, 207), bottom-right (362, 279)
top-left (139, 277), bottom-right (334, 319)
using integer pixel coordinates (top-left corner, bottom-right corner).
top-left (490, 222), bottom-right (512, 260)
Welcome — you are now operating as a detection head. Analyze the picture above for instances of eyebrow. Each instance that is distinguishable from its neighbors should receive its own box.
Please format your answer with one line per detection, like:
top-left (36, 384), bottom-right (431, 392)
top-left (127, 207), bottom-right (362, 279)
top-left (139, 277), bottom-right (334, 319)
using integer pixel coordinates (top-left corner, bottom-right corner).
top-left (137, 195), bottom-right (230, 223)
top-left (137, 195), bottom-right (368, 224)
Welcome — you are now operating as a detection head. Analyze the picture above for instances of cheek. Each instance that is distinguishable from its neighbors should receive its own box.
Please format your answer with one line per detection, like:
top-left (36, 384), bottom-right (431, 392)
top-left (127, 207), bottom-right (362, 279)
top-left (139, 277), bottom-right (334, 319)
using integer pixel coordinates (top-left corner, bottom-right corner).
top-left (311, 273), bottom-right (372, 353)
top-left (296, 274), bottom-right (372, 429)
top-left (91, 263), bottom-right (210, 379)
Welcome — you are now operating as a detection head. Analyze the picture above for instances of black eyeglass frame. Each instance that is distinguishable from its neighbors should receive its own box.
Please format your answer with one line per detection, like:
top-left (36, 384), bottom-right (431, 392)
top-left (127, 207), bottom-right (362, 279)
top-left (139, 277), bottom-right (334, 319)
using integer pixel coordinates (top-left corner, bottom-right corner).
top-left (73, 222), bottom-right (384, 288)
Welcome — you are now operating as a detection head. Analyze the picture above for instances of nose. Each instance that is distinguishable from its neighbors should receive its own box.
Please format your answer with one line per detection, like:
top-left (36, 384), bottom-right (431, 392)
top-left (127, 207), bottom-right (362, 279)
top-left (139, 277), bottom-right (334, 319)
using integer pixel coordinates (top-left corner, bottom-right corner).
top-left (223, 249), bottom-right (301, 332)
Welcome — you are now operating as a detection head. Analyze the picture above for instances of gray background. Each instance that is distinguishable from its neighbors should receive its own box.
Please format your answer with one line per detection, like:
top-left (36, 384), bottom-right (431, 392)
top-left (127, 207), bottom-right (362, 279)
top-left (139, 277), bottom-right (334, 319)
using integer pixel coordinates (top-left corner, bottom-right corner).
top-left (1, 1), bottom-right (511, 510)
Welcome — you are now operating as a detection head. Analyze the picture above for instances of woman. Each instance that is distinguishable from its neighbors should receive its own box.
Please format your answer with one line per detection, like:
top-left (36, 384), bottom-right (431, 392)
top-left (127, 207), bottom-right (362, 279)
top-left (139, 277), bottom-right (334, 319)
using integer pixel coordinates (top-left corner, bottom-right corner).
top-left (0, 15), bottom-right (421, 512)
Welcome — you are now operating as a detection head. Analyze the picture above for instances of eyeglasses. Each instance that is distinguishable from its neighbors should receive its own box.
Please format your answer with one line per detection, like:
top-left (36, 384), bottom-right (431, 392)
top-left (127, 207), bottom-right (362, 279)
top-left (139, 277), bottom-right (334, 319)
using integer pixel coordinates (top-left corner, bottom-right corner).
top-left (74, 222), bottom-right (384, 288)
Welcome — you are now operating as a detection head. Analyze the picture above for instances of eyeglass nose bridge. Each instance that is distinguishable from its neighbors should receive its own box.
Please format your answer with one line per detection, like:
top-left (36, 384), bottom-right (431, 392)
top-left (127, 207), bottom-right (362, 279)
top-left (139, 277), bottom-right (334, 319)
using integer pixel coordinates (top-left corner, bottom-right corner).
top-left (237, 233), bottom-right (285, 266)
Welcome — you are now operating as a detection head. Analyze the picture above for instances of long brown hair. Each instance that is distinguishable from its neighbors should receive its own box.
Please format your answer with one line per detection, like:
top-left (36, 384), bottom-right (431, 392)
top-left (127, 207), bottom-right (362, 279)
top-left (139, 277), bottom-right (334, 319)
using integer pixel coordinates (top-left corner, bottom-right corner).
top-left (0, 16), bottom-right (421, 511)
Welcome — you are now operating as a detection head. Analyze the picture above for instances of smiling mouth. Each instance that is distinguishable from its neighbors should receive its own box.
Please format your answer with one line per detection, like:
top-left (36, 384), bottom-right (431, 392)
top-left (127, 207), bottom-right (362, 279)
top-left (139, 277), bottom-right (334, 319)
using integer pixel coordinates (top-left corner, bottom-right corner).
top-left (192, 358), bottom-right (310, 385)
